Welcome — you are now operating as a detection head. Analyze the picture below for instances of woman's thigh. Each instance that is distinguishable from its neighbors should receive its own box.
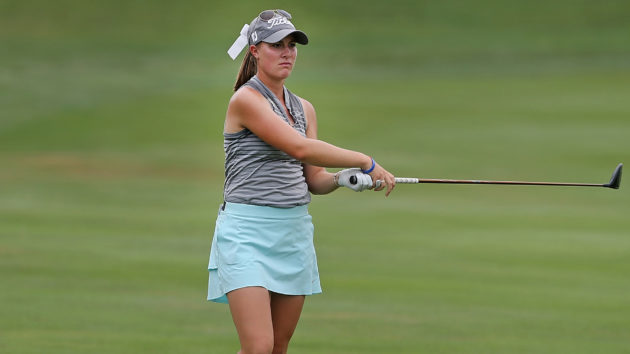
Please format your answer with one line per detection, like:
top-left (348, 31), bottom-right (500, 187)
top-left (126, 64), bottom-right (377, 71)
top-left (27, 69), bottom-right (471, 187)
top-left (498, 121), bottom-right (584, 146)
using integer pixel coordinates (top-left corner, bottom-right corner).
top-left (270, 293), bottom-right (305, 348)
top-left (227, 287), bottom-right (274, 351)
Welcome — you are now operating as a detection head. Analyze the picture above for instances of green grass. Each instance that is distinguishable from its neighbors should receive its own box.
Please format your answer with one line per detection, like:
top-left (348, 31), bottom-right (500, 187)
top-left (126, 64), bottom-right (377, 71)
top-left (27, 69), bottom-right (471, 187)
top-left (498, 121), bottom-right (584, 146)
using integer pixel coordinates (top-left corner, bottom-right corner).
top-left (1, 1), bottom-right (629, 353)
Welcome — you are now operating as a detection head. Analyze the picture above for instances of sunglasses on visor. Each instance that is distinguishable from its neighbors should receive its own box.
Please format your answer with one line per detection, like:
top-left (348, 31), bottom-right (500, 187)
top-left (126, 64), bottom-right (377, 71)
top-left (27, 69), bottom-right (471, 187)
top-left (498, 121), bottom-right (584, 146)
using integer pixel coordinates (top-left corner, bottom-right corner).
top-left (258, 9), bottom-right (292, 21)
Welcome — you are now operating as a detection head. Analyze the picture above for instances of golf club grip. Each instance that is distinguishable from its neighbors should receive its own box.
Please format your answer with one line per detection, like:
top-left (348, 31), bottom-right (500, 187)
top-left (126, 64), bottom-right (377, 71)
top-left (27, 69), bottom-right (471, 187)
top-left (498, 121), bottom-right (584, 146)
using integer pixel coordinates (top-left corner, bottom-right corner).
top-left (348, 176), bottom-right (418, 185)
top-left (395, 178), bottom-right (419, 183)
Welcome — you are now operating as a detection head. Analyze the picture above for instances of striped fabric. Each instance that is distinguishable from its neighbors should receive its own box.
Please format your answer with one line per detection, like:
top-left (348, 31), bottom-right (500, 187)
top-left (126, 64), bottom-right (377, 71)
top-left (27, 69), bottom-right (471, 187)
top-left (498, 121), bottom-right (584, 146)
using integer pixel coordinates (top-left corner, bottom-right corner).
top-left (223, 76), bottom-right (311, 207)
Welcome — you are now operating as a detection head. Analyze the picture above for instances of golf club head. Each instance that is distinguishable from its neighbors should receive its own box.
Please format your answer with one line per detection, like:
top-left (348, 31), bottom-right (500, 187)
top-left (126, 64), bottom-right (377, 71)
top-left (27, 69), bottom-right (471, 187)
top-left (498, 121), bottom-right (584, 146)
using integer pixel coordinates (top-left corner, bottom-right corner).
top-left (605, 163), bottom-right (623, 189)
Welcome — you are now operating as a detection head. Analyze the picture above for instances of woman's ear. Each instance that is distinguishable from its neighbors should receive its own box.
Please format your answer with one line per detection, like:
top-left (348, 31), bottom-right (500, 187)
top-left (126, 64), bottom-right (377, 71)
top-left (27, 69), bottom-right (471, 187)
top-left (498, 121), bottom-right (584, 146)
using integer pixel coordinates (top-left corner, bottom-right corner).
top-left (249, 45), bottom-right (259, 59)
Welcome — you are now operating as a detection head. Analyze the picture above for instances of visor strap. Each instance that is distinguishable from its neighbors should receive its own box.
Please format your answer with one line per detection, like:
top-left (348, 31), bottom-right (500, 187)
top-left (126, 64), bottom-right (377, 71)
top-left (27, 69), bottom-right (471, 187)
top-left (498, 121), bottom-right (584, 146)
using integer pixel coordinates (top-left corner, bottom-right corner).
top-left (227, 24), bottom-right (250, 60)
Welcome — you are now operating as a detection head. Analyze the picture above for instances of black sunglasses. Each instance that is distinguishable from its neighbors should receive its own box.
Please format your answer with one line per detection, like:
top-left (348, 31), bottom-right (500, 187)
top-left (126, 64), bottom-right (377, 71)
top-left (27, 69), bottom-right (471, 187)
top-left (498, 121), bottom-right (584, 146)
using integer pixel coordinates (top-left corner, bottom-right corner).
top-left (258, 9), bottom-right (292, 21)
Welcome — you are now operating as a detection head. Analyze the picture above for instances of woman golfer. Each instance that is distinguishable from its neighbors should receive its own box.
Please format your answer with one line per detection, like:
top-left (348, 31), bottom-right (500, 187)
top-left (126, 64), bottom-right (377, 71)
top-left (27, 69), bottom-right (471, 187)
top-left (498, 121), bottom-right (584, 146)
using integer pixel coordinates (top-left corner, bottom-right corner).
top-left (208, 9), bottom-right (395, 354)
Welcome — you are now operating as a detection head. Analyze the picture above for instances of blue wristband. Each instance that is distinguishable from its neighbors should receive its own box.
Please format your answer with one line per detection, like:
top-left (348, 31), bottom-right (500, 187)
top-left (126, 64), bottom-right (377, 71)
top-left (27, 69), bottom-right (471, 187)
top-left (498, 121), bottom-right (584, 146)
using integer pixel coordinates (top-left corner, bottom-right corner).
top-left (361, 157), bottom-right (376, 174)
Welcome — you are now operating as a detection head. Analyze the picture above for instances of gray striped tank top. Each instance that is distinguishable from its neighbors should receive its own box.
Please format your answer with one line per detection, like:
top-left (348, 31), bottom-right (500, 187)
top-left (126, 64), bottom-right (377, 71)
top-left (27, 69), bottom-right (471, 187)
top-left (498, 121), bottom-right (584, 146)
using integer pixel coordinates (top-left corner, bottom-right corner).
top-left (223, 76), bottom-right (311, 207)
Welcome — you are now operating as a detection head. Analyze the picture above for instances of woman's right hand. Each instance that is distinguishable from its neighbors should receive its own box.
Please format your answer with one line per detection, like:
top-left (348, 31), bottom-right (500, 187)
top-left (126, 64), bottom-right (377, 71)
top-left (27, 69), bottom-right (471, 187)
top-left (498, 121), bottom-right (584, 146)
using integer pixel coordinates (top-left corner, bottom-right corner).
top-left (368, 161), bottom-right (396, 196)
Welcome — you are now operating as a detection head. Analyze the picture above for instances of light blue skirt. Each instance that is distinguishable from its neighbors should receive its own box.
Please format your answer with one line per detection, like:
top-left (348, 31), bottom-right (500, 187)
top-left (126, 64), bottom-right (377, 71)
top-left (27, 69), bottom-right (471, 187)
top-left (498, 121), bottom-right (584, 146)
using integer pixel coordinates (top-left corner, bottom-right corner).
top-left (207, 202), bottom-right (322, 303)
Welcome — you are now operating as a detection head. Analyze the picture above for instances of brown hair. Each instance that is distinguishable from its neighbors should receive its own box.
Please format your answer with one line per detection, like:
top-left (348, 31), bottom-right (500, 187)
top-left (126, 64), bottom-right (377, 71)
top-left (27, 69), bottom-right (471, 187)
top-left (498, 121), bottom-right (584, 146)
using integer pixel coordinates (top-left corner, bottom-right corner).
top-left (234, 50), bottom-right (257, 91)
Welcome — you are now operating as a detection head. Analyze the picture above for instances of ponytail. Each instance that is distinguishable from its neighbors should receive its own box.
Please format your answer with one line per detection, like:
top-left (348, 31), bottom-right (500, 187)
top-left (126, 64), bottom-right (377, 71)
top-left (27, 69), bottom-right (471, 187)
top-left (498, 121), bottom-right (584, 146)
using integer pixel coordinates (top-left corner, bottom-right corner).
top-left (234, 50), bottom-right (257, 91)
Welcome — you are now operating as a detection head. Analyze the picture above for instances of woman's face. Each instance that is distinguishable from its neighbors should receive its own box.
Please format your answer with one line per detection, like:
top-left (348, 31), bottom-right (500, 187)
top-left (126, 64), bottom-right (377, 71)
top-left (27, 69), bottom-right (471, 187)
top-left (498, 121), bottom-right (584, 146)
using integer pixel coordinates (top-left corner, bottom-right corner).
top-left (252, 36), bottom-right (298, 80)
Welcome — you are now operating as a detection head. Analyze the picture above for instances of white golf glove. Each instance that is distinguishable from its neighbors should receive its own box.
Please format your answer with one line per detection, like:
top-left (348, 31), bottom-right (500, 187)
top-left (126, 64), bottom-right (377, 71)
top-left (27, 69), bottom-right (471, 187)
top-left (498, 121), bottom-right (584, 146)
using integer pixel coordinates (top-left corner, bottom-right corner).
top-left (335, 168), bottom-right (372, 192)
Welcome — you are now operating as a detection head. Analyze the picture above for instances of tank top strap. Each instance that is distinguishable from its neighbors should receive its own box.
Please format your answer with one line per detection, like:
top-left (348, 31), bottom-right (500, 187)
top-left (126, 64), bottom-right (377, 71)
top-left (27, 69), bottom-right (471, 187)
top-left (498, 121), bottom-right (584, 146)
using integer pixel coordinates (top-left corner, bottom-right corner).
top-left (244, 76), bottom-right (307, 134)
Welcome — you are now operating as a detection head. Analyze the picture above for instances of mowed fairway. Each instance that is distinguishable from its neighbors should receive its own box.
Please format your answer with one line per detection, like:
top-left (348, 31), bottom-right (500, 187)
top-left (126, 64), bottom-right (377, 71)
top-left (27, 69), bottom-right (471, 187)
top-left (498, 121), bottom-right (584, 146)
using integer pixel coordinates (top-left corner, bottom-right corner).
top-left (1, 1), bottom-right (629, 353)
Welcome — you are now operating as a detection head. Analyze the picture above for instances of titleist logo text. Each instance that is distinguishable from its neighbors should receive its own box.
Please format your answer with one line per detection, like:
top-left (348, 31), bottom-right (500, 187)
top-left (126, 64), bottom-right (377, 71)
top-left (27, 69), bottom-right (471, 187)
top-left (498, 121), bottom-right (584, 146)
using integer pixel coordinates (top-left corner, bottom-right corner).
top-left (266, 16), bottom-right (292, 29)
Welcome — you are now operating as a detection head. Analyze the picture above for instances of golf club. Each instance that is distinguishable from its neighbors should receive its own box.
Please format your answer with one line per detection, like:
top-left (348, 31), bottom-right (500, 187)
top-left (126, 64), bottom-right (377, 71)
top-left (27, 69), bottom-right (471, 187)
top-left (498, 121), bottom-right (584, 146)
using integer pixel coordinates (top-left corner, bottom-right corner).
top-left (350, 163), bottom-right (622, 189)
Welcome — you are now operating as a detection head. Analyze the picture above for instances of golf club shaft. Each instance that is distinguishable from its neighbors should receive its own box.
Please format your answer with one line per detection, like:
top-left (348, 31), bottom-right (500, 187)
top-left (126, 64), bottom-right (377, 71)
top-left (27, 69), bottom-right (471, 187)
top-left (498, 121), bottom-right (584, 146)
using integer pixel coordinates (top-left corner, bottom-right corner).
top-left (363, 163), bottom-right (622, 189)
top-left (393, 178), bottom-right (606, 187)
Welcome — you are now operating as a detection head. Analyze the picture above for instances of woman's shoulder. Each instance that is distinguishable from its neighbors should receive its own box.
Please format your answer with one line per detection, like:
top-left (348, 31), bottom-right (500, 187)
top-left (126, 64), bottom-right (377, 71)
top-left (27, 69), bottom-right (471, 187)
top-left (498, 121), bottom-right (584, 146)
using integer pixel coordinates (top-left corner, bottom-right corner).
top-left (231, 85), bottom-right (261, 101)
top-left (229, 85), bottom-right (266, 109)
top-left (298, 96), bottom-right (316, 116)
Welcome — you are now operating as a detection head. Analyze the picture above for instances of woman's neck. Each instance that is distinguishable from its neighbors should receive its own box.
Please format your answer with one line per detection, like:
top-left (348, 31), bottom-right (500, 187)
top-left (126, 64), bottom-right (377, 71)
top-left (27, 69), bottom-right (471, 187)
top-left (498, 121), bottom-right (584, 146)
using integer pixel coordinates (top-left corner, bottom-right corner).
top-left (256, 72), bottom-right (285, 100)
